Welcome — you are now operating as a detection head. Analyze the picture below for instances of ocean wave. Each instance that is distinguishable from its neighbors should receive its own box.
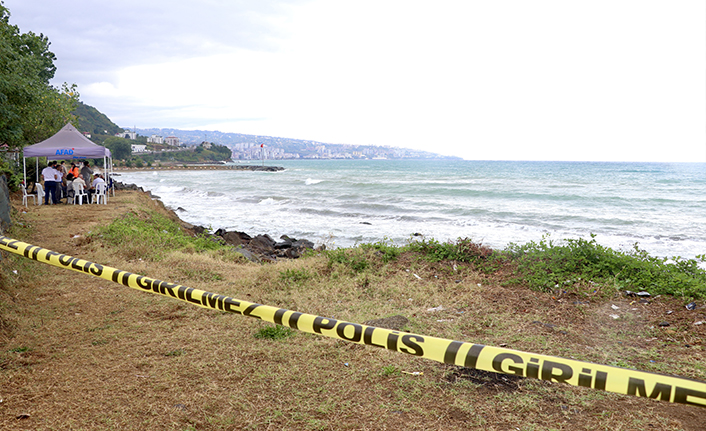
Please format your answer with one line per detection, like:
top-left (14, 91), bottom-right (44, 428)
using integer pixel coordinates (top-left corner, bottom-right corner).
top-left (117, 160), bottom-right (706, 259)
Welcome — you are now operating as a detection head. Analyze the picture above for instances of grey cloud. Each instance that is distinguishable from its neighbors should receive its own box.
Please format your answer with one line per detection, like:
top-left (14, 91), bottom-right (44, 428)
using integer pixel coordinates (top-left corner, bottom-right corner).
top-left (4, 0), bottom-right (307, 84)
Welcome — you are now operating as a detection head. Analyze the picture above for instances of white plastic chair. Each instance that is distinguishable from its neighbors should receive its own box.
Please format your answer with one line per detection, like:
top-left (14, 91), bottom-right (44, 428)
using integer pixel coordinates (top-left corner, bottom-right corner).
top-left (72, 182), bottom-right (88, 205)
top-left (92, 182), bottom-right (107, 205)
top-left (36, 183), bottom-right (45, 206)
top-left (21, 184), bottom-right (36, 207)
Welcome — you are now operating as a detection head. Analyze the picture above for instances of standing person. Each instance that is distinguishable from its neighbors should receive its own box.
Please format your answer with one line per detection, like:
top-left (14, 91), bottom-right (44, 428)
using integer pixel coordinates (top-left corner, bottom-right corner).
top-left (59, 160), bottom-right (69, 178)
top-left (59, 161), bottom-right (69, 198)
top-left (54, 162), bottom-right (65, 203)
top-left (65, 173), bottom-right (75, 203)
top-left (80, 161), bottom-right (93, 185)
top-left (41, 161), bottom-right (58, 205)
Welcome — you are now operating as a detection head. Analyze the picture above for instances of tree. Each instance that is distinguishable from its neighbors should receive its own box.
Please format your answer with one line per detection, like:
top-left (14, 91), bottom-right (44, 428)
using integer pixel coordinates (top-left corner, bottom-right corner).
top-left (103, 137), bottom-right (133, 160)
top-left (0, 3), bottom-right (78, 150)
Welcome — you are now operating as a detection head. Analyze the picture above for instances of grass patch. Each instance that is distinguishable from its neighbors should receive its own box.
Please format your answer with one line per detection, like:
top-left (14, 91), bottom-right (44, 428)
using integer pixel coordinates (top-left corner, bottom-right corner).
top-left (279, 268), bottom-right (312, 284)
top-left (91, 209), bottom-right (228, 260)
top-left (254, 325), bottom-right (296, 340)
top-left (380, 365), bottom-right (401, 376)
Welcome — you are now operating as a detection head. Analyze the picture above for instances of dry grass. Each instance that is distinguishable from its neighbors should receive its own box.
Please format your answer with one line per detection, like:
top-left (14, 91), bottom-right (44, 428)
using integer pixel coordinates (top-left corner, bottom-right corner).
top-left (0, 190), bottom-right (704, 430)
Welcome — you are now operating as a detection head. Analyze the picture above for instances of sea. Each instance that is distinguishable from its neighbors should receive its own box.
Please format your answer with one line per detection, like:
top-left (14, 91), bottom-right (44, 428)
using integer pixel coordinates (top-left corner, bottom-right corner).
top-left (114, 160), bottom-right (706, 260)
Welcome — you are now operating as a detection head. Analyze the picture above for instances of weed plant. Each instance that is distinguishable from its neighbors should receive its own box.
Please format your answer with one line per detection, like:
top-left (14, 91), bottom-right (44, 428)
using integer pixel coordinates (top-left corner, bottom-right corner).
top-left (323, 248), bottom-right (370, 273)
top-left (360, 238), bottom-right (402, 263)
top-left (406, 237), bottom-right (496, 270)
top-left (254, 324), bottom-right (296, 340)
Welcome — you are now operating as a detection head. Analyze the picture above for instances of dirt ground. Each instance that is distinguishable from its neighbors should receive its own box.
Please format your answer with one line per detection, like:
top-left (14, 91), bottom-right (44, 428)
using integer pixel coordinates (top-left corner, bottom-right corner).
top-left (0, 189), bottom-right (704, 430)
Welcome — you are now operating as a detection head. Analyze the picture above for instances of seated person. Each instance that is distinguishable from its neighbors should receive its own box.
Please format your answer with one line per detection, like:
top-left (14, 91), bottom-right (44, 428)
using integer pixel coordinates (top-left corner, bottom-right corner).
top-left (72, 174), bottom-right (88, 203)
top-left (91, 173), bottom-right (106, 190)
top-left (91, 173), bottom-right (106, 196)
top-left (68, 163), bottom-right (80, 179)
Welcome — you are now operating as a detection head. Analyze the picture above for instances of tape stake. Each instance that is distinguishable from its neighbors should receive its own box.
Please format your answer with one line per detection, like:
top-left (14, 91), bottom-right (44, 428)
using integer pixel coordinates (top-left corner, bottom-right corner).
top-left (1, 235), bottom-right (705, 408)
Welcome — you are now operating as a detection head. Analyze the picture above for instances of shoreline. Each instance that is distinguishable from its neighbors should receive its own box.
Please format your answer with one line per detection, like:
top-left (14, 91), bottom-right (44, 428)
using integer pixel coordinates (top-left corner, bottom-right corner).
top-left (111, 162), bottom-right (705, 261)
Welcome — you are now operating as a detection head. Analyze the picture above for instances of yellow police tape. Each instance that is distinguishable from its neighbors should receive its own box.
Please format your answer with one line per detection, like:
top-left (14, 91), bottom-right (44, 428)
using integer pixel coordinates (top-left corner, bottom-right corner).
top-left (1, 235), bottom-right (705, 408)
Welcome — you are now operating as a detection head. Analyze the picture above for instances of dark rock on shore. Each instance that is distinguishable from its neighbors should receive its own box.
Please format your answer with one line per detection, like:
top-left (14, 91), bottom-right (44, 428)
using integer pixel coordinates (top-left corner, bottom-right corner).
top-left (114, 182), bottom-right (142, 191)
top-left (205, 229), bottom-right (322, 262)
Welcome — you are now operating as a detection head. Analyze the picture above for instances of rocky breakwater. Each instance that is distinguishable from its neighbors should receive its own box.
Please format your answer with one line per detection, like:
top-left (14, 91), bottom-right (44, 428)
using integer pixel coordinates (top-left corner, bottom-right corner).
top-left (116, 165), bottom-right (285, 172)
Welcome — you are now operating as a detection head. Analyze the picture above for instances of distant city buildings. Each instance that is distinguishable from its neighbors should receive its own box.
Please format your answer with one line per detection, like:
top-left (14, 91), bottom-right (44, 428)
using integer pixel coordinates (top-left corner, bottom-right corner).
top-left (227, 142), bottom-right (429, 160)
top-left (147, 135), bottom-right (163, 144)
top-left (132, 128), bottom-right (458, 160)
top-left (230, 143), bottom-right (287, 160)
top-left (131, 144), bottom-right (147, 153)
top-left (116, 130), bottom-right (137, 140)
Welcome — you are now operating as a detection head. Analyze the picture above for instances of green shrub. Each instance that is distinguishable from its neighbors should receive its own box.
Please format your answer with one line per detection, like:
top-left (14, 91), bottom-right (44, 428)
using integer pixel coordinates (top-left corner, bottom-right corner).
top-left (324, 248), bottom-right (369, 273)
top-left (361, 238), bottom-right (401, 263)
top-left (502, 234), bottom-right (706, 299)
top-left (407, 237), bottom-right (495, 264)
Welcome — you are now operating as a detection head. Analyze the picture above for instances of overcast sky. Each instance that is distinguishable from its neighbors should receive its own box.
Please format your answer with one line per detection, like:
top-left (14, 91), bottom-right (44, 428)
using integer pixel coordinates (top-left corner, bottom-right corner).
top-left (4, 0), bottom-right (705, 161)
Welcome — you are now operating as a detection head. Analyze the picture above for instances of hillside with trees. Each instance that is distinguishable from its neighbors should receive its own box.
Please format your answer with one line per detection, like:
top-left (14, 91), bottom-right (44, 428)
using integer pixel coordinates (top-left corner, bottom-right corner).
top-left (112, 141), bottom-right (233, 168)
top-left (73, 101), bottom-right (122, 138)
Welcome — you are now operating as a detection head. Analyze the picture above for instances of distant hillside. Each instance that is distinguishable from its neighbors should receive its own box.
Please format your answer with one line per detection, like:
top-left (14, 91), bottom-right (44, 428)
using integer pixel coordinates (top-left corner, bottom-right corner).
top-left (136, 127), bottom-right (334, 152)
top-left (73, 102), bottom-right (122, 137)
top-left (71, 103), bottom-right (459, 160)
top-left (135, 128), bottom-right (460, 160)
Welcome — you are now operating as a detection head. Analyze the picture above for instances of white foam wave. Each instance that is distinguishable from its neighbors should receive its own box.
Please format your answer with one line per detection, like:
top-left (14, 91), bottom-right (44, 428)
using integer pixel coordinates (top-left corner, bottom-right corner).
top-left (116, 161), bottom-right (706, 258)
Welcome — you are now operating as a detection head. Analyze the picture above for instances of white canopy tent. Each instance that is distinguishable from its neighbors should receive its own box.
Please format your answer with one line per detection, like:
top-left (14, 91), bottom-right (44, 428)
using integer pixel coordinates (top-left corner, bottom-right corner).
top-left (22, 123), bottom-right (113, 188)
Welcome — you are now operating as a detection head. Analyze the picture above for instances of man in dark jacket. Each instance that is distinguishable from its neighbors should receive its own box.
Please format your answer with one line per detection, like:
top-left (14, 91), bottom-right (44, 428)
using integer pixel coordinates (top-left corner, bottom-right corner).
top-left (80, 161), bottom-right (93, 185)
